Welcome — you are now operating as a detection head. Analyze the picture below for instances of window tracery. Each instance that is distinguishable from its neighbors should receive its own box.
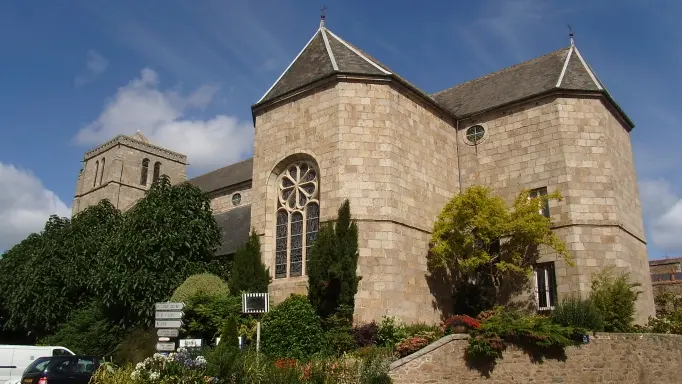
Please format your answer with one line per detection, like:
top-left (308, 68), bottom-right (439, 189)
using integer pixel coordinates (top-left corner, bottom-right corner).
top-left (275, 161), bottom-right (320, 278)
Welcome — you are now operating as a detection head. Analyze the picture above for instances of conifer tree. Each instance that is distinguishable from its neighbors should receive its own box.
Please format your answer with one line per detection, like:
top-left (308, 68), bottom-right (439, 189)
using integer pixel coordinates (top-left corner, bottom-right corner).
top-left (228, 230), bottom-right (271, 294)
top-left (307, 199), bottom-right (360, 320)
top-left (220, 315), bottom-right (239, 349)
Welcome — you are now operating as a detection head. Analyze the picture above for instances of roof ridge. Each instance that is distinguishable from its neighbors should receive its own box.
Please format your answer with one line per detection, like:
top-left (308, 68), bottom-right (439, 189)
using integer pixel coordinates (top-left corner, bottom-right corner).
top-left (324, 28), bottom-right (391, 75)
top-left (320, 28), bottom-right (339, 71)
top-left (431, 46), bottom-right (572, 97)
top-left (555, 45), bottom-right (574, 87)
top-left (571, 45), bottom-right (604, 91)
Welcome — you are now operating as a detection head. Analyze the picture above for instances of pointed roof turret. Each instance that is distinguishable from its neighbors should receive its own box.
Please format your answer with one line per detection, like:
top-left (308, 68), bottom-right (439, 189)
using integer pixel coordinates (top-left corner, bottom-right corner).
top-left (131, 130), bottom-right (151, 144)
top-left (255, 22), bottom-right (393, 106)
top-left (431, 42), bottom-right (632, 128)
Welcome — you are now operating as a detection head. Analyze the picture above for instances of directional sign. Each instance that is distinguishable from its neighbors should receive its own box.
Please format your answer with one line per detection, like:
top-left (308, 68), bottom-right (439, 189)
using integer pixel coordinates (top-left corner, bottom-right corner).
top-left (179, 339), bottom-right (202, 348)
top-left (155, 302), bottom-right (184, 311)
top-left (156, 342), bottom-right (176, 352)
top-left (158, 337), bottom-right (171, 342)
top-left (157, 329), bottom-right (179, 337)
top-left (155, 311), bottom-right (184, 319)
top-left (155, 320), bottom-right (183, 328)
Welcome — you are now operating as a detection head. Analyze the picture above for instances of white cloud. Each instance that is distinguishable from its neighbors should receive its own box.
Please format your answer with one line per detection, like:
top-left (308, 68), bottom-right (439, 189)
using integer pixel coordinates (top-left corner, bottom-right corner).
top-left (75, 68), bottom-right (254, 172)
top-left (0, 163), bottom-right (71, 252)
top-left (640, 179), bottom-right (682, 253)
top-left (75, 50), bottom-right (110, 87)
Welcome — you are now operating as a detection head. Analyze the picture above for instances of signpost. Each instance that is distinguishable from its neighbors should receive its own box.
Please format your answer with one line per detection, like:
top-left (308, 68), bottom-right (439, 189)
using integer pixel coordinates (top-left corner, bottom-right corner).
top-left (242, 293), bottom-right (269, 353)
top-left (154, 302), bottom-right (185, 352)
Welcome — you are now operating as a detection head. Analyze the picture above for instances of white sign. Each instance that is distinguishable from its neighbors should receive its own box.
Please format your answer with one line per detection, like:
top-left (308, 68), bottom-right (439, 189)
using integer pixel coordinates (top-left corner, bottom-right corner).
top-left (155, 311), bottom-right (184, 319)
top-left (156, 342), bottom-right (176, 352)
top-left (158, 337), bottom-right (171, 342)
top-left (155, 302), bottom-right (185, 311)
top-left (155, 320), bottom-right (183, 328)
top-left (179, 339), bottom-right (202, 348)
top-left (242, 293), bottom-right (269, 314)
top-left (157, 329), bottom-right (179, 337)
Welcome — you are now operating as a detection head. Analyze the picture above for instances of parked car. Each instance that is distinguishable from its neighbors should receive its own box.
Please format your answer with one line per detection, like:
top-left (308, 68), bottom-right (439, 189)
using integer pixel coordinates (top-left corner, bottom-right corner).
top-left (20, 355), bottom-right (99, 384)
top-left (1, 345), bottom-right (74, 384)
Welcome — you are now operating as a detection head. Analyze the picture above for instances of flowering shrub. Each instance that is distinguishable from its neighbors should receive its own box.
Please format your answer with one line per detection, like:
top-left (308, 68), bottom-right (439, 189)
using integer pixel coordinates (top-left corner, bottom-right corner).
top-left (353, 321), bottom-right (379, 347)
top-left (441, 315), bottom-right (480, 333)
top-left (129, 348), bottom-right (215, 383)
top-left (395, 336), bottom-right (429, 358)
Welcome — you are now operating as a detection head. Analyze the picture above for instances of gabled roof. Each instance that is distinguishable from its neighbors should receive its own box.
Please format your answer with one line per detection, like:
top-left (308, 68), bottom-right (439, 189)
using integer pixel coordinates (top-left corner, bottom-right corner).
top-left (189, 157), bottom-right (253, 194)
top-left (430, 43), bottom-right (632, 127)
top-left (255, 20), bottom-right (392, 106)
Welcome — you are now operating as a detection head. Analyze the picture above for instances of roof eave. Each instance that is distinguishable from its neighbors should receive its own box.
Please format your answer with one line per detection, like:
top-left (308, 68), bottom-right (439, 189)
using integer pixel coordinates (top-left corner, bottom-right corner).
top-left (457, 88), bottom-right (635, 131)
top-left (251, 72), bottom-right (458, 123)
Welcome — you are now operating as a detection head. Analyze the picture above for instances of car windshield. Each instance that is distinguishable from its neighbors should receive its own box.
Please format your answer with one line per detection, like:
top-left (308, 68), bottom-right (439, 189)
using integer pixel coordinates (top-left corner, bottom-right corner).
top-left (24, 357), bottom-right (51, 374)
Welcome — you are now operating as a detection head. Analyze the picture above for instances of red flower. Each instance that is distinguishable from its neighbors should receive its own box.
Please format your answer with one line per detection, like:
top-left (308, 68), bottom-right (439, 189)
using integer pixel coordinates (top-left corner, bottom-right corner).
top-left (441, 315), bottom-right (481, 331)
top-left (275, 358), bottom-right (297, 369)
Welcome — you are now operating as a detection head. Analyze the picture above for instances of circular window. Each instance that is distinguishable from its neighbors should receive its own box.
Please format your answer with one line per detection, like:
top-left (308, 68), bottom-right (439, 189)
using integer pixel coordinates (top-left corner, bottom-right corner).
top-left (231, 193), bottom-right (242, 206)
top-left (466, 125), bottom-right (485, 144)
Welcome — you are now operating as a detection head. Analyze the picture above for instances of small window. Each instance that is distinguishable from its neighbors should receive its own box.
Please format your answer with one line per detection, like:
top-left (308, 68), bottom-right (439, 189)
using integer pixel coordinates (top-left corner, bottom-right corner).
top-left (141, 159), bottom-right (150, 186)
top-left (535, 262), bottom-right (557, 311)
top-left (232, 193), bottom-right (242, 206)
top-left (529, 187), bottom-right (550, 218)
top-left (99, 158), bottom-right (106, 186)
top-left (153, 162), bottom-right (162, 183)
top-left (93, 161), bottom-right (99, 187)
top-left (466, 124), bottom-right (485, 144)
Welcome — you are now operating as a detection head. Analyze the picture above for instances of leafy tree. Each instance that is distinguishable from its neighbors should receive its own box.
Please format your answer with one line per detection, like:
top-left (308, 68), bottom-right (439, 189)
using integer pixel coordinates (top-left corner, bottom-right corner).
top-left (0, 200), bottom-right (121, 339)
top-left (428, 186), bottom-right (570, 306)
top-left (228, 231), bottom-right (271, 294)
top-left (171, 273), bottom-right (230, 303)
top-left (92, 176), bottom-right (222, 327)
top-left (307, 199), bottom-right (360, 320)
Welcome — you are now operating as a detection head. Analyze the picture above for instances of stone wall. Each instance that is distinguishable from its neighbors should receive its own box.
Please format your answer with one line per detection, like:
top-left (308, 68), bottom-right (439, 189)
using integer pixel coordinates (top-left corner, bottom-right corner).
top-left (389, 333), bottom-right (682, 383)
top-left (210, 185), bottom-right (252, 214)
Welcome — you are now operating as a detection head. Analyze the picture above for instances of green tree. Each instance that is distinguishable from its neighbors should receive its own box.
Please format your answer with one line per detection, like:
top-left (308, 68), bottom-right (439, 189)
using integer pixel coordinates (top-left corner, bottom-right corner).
top-left (307, 199), bottom-right (360, 320)
top-left (220, 315), bottom-right (239, 349)
top-left (228, 231), bottom-right (271, 294)
top-left (428, 186), bottom-right (571, 306)
top-left (92, 176), bottom-right (222, 327)
top-left (261, 294), bottom-right (324, 360)
top-left (0, 200), bottom-right (121, 339)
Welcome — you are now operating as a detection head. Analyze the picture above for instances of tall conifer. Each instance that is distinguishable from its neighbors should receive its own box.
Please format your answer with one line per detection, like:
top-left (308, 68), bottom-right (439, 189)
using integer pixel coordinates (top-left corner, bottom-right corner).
top-left (228, 230), bottom-right (271, 294)
top-left (307, 199), bottom-right (360, 320)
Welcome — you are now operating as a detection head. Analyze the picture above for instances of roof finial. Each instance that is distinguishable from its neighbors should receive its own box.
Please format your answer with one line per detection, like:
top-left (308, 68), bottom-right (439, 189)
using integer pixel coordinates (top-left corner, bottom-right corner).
top-left (320, 5), bottom-right (327, 27)
top-left (567, 24), bottom-right (574, 46)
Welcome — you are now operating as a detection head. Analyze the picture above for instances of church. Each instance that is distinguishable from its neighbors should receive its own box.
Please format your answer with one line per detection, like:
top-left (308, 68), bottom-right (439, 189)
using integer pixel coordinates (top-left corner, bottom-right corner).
top-left (71, 18), bottom-right (655, 325)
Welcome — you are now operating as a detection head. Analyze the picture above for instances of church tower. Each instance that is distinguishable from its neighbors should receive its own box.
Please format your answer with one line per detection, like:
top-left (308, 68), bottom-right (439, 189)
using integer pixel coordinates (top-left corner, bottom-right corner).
top-left (72, 132), bottom-right (188, 215)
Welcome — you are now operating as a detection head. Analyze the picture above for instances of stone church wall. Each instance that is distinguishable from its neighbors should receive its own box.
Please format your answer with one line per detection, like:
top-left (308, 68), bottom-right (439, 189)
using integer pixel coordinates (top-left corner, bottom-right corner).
top-left (210, 186), bottom-right (252, 214)
top-left (389, 333), bottom-right (682, 383)
top-left (457, 96), bottom-right (653, 322)
top-left (252, 81), bottom-right (459, 324)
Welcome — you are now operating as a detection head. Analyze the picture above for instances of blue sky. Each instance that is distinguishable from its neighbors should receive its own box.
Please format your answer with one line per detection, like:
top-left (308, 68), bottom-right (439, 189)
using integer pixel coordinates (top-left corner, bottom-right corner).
top-left (0, 0), bottom-right (680, 259)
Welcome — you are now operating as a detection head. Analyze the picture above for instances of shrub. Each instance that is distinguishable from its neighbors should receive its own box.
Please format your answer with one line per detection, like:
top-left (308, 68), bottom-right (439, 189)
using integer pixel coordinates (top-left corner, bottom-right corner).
top-left (353, 321), bottom-right (379, 348)
top-left (170, 273), bottom-right (230, 304)
top-left (551, 296), bottom-right (604, 331)
top-left (113, 328), bottom-right (157, 365)
top-left (441, 315), bottom-right (480, 333)
top-left (183, 293), bottom-right (241, 340)
top-left (376, 317), bottom-right (408, 349)
top-left (590, 268), bottom-right (641, 332)
top-left (261, 294), bottom-right (325, 360)
top-left (395, 336), bottom-right (429, 358)
top-left (466, 310), bottom-right (584, 361)
top-left (221, 315), bottom-right (239, 348)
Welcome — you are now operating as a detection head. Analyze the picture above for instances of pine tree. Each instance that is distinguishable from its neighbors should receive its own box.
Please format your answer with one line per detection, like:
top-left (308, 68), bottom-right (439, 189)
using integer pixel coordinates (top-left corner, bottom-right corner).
top-left (228, 230), bottom-right (271, 294)
top-left (307, 199), bottom-right (360, 320)
top-left (220, 315), bottom-right (239, 349)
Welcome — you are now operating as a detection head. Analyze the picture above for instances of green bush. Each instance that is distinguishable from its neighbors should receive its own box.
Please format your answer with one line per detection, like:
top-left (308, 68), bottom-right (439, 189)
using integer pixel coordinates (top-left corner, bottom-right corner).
top-left (171, 273), bottom-right (230, 304)
top-left (261, 294), bottom-right (325, 360)
top-left (221, 315), bottom-right (240, 348)
top-left (113, 328), bottom-right (157, 365)
top-left (550, 296), bottom-right (604, 331)
top-left (376, 317), bottom-right (408, 349)
top-left (228, 231), bottom-right (271, 294)
top-left (590, 268), bottom-right (641, 332)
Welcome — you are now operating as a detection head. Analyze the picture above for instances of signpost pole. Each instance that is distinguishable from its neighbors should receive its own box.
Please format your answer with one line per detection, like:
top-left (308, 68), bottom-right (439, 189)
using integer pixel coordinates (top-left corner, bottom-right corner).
top-left (256, 320), bottom-right (261, 354)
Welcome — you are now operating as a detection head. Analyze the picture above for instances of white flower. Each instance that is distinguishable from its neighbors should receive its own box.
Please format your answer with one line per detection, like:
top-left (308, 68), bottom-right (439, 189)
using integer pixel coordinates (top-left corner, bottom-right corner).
top-left (149, 371), bottom-right (160, 381)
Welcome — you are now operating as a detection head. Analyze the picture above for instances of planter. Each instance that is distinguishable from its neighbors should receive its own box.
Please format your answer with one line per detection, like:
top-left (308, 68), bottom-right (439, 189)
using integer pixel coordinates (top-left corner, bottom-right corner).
top-left (451, 324), bottom-right (469, 334)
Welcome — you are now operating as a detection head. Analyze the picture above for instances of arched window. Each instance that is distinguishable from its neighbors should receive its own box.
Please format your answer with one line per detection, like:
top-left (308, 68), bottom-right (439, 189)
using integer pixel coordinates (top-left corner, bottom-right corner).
top-left (153, 162), bottom-right (162, 183)
top-left (275, 161), bottom-right (320, 278)
top-left (93, 161), bottom-right (99, 187)
top-left (140, 159), bottom-right (149, 185)
top-left (99, 158), bottom-right (105, 186)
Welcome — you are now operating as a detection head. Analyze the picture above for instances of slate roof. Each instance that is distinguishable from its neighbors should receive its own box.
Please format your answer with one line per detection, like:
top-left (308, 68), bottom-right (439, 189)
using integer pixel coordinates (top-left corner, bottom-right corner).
top-left (256, 20), bottom-right (399, 106)
top-left (189, 158), bottom-right (253, 194)
top-left (431, 44), bottom-right (609, 118)
top-left (213, 205), bottom-right (251, 256)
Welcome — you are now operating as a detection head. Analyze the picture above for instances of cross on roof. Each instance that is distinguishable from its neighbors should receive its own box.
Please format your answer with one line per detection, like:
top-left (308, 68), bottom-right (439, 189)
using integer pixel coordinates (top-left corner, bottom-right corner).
top-left (321, 5), bottom-right (327, 20)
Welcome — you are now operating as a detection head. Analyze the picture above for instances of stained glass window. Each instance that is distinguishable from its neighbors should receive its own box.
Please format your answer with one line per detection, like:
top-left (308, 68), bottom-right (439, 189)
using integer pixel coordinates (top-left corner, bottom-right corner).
top-left (275, 161), bottom-right (320, 279)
